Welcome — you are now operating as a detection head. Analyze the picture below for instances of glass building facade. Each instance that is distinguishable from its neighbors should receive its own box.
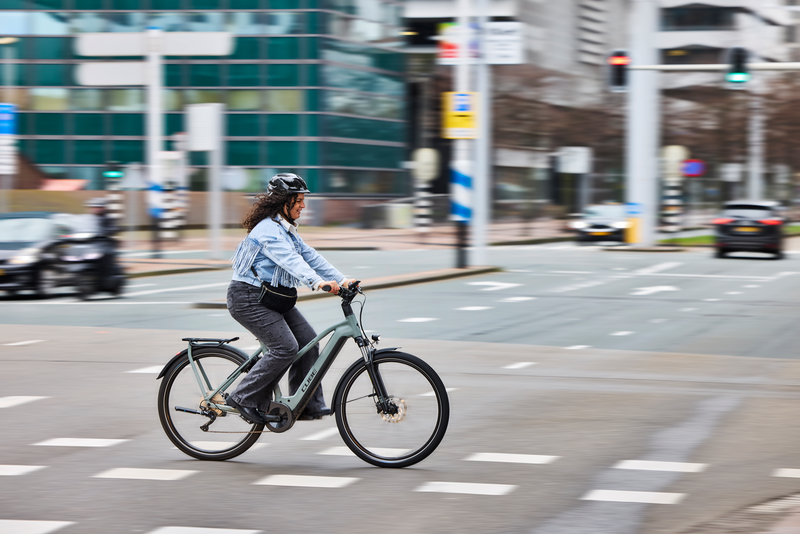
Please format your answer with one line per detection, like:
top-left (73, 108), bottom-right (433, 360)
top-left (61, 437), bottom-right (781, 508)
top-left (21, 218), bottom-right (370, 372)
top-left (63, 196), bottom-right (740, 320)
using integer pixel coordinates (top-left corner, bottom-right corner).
top-left (0, 0), bottom-right (408, 195)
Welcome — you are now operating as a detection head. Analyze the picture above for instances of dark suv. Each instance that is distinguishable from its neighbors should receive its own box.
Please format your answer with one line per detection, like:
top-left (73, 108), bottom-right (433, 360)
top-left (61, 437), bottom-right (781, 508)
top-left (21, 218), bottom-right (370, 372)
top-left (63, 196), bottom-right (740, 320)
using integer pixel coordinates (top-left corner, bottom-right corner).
top-left (713, 200), bottom-right (786, 259)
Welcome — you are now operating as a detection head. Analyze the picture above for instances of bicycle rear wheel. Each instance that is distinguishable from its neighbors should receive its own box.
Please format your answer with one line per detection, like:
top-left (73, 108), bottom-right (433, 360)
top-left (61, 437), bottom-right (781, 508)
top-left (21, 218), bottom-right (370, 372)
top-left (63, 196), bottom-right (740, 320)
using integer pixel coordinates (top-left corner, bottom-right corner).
top-left (157, 346), bottom-right (263, 461)
top-left (334, 351), bottom-right (449, 468)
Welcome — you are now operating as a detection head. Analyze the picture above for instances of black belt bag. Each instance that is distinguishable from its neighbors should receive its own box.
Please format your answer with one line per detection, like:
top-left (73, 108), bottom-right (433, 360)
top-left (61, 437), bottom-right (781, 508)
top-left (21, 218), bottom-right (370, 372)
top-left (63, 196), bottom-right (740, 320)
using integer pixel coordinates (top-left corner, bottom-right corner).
top-left (251, 267), bottom-right (297, 314)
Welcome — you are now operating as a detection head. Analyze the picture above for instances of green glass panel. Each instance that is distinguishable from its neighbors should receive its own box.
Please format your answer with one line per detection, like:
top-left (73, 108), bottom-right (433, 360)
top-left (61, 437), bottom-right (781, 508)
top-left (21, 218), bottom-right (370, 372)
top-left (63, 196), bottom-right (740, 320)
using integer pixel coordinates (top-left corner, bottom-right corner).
top-left (16, 114), bottom-right (31, 136)
top-left (229, 64), bottom-right (261, 86)
top-left (73, 140), bottom-right (105, 165)
top-left (266, 114), bottom-right (298, 136)
top-left (190, 64), bottom-right (221, 87)
top-left (304, 114), bottom-right (318, 136)
top-left (70, 89), bottom-right (105, 111)
top-left (304, 64), bottom-right (318, 86)
top-left (112, 140), bottom-right (144, 163)
top-left (33, 1), bottom-right (66, 10)
top-left (306, 13), bottom-right (322, 34)
top-left (108, 89), bottom-right (145, 111)
top-left (164, 113), bottom-right (183, 136)
top-left (269, 0), bottom-right (299, 8)
top-left (74, 0), bottom-right (104, 8)
top-left (33, 113), bottom-right (65, 135)
top-left (33, 37), bottom-right (72, 60)
top-left (165, 64), bottom-right (183, 87)
top-left (184, 89), bottom-right (222, 104)
top-left (34, 64), bottom-right (68, 86)
top-left (150, 0), bottom-right (181, 8)
top-left (73, 113), bottom-right (105, 135)
top-left (191, 0), bottom-right (219, 8)
top-left (230, 0), bottom-right (259, 7)
top-left (32, 12), bottom-right (70, 35)
top-left (267, 64), bottom-right (298, 86)
top-left (305, 0), bottom-right (319, 7)
top-left (163, 89), bottom-right (184, 111)
top-left (112, 0), bottom-right (139, 9)
top-left (263, 89), bottom-right (303, 111)
top-left (267, 141), bottom-right (298, 166)
top-left (268, 37), bottom-right (299, 60)
top-left (228, 90), bottom-right (261, 111)
top-left (112, 114), bottom-right (144, 136)
top-left (304, 37), bottom-right (319, 59)
top-left (30, 88), bottom-right (69, 111)
top-left (35, 140), bottom-right (65, 164)
top-left (228, 114), bottom-right (262, 137)
top-left (231, 37), bottom-right (262, 60)
top-left (228, 141), bottom-right (260, 166)
top-left (305, 89), bottom-right (318, 111)
top-left (304, 141), bottom-right (318, 166)
top-left (0, 1), bottom-right (27, 8)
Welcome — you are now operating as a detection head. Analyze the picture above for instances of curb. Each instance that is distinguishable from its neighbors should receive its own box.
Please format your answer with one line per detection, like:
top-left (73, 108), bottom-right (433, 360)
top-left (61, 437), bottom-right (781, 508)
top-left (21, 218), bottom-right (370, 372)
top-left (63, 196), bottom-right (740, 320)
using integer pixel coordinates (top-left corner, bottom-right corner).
top-left (602, 246), bottom-right (686, 252)
top-left (191, 265), bottom-right (502, 309)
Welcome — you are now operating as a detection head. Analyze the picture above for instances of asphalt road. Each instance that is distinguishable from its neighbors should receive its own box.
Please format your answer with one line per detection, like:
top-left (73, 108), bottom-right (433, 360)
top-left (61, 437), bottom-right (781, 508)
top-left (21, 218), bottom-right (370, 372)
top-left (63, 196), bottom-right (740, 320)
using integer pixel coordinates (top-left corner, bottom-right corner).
top-left (2, 243), bottom-right (800, 534)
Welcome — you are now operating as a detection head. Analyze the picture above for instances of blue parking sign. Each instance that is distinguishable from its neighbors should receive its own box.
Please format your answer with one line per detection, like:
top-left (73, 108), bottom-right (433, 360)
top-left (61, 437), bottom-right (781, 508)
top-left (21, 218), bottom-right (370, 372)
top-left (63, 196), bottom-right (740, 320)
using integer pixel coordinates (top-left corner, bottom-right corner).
top-left (626, 202), bottom-right (641, 216)
top-left (453, 93), bottom-right (471, 112)
top-left (0, 104), bottom-right (17, 136)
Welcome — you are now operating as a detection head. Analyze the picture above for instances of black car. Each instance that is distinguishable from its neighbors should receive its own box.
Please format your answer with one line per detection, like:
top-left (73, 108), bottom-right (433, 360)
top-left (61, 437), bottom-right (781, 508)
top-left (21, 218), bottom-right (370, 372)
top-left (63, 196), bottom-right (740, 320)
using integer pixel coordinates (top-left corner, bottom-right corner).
top-left (712, 200), bottom-right (786, 259)
top-left (0, 211), bottom-right (77, 296)
top-left (570, 204), bottom-right (628, 243)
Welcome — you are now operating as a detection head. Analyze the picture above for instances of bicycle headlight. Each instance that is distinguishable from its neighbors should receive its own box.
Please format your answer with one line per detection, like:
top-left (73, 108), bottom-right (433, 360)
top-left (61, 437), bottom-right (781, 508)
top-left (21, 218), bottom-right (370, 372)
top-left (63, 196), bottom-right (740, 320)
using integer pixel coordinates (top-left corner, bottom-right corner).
top-left (9, 247), bottom-right (41, 265)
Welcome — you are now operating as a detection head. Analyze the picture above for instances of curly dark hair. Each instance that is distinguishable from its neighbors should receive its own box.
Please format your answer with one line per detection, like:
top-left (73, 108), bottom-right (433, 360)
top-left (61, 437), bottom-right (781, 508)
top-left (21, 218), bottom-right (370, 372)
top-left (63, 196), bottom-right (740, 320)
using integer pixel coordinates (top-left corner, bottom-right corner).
top-left (242, 193), bottom-right (301, 233)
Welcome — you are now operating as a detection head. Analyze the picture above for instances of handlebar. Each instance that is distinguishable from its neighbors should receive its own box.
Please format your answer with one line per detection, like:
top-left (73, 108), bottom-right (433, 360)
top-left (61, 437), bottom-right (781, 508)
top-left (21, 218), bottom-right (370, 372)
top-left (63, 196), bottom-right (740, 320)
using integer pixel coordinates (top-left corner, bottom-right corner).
top-left (321, 280), bottom-right (361, 297)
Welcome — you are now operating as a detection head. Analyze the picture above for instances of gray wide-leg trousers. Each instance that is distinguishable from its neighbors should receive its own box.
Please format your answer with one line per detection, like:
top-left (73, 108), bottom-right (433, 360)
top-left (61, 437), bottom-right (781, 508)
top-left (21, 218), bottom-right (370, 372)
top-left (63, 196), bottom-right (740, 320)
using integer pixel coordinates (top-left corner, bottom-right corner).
top-left (226, 280), bottom-right (326, 413)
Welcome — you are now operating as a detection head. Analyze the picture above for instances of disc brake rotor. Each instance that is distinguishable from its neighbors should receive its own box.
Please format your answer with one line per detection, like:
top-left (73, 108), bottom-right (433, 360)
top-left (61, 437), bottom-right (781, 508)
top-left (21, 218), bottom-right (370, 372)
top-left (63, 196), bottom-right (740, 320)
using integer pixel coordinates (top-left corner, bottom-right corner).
top-left (381, 398), bottom-right (406, 423)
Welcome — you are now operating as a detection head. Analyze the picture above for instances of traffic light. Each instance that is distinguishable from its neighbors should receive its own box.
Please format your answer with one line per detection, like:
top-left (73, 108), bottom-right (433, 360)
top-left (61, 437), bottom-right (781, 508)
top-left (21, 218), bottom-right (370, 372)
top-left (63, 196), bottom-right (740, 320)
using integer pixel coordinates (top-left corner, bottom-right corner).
top-left (103, 161), bottom-right (123, 179)
top-left (725, 47), bottom-right (750, 84)
top-left (607, 49), bottom-right (629, 93)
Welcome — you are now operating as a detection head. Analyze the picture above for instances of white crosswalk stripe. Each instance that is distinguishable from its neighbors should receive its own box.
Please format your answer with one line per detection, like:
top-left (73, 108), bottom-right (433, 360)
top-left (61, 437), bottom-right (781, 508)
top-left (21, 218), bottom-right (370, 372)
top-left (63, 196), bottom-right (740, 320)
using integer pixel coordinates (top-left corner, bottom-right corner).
top-left (415, 481), bottom-right (517, 496)
top-left (93, 468), bottom-right (198, 481)
top-left (0, 397), bottom-right (49, 409)
top-left (582, 489), bottom-right (685, 504)
top-left (0, 465), bottom-right (47, 476)
top-left (0, 520), bottom-right (75, 534)
top-left (147, 528), bottom-right (262, 534)
top-left (254, 475), bottom-right (359, 488)
top-left (34, 438), bottom-right (128, 448)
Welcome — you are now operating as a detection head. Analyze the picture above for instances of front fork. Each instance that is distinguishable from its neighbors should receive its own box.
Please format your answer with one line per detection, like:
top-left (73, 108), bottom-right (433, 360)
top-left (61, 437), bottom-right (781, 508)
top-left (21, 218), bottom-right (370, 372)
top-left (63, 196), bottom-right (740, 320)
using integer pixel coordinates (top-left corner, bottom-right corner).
top-left (356, 338), bottom-right (395, 414)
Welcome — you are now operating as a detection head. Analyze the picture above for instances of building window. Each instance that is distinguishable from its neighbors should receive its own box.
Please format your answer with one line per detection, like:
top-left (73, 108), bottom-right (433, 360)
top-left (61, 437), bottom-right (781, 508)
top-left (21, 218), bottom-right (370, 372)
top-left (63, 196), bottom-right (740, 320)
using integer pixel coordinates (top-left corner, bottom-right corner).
top-left (662, 7), bottom-right (736, 31)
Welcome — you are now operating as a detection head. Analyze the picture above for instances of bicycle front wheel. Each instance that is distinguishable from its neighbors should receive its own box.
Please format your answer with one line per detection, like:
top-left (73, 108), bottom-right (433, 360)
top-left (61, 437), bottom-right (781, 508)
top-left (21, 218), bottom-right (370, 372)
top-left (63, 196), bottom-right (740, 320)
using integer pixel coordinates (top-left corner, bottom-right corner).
top-left (335, 351), bottom-right (449, 468)
top-left (158, 346), bottom-right (263, 461)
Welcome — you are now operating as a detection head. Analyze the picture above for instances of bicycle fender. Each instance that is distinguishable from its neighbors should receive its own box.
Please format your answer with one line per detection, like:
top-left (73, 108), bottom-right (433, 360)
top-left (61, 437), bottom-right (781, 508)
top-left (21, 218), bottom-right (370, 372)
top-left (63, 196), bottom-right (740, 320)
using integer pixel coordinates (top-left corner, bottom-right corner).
top-left (156, 344), bottom-right (251, 380)
top-left (331, 347), bottom-right (399, 407)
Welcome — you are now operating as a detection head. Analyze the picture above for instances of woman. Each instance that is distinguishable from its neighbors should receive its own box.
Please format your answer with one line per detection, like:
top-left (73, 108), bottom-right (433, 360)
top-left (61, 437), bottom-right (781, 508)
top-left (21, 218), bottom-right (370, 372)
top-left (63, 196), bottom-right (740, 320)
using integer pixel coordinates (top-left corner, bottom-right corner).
top-left (225, 173), bottom-right (357, 425)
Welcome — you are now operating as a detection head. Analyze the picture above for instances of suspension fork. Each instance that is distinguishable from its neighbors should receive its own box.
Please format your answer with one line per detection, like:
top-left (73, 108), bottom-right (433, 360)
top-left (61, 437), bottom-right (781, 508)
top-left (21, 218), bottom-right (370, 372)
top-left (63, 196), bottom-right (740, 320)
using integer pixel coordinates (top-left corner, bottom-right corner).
top-left (356, 338), bottom-right (392, 413)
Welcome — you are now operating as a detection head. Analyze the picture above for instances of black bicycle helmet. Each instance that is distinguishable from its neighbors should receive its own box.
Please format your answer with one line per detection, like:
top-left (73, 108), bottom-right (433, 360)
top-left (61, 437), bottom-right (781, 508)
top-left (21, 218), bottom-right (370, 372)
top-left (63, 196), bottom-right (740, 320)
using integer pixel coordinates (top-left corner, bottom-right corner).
top-left (268, 173), bottom-right (310, 196)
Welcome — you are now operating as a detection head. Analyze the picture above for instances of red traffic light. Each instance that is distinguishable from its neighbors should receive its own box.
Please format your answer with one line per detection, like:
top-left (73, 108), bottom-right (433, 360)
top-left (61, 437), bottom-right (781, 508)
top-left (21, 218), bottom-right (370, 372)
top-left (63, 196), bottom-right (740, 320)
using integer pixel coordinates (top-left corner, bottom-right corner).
top-left (608, 55), bottom-right (630, 66)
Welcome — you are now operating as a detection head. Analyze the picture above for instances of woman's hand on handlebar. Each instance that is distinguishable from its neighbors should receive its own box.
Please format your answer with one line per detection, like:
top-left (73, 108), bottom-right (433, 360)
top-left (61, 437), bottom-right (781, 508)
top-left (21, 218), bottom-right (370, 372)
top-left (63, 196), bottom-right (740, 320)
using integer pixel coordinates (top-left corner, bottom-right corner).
top-left (320, 280), bottom-right (340, 294)
top-left (344, 278), bottom-right (360, 290)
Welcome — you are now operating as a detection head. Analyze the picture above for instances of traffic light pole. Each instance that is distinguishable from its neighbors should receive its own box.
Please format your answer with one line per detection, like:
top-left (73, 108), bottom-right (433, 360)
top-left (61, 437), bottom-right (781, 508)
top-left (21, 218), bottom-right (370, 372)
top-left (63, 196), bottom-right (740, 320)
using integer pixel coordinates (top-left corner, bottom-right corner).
top-left (748, 85), bottom-right (764, 200)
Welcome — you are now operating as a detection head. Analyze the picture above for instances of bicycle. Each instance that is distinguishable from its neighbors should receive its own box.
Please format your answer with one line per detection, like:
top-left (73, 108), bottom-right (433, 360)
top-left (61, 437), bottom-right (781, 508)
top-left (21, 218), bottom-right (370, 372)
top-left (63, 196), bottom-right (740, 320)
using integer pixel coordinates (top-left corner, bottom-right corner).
top-left (156, 282), bottom-right (450, 468)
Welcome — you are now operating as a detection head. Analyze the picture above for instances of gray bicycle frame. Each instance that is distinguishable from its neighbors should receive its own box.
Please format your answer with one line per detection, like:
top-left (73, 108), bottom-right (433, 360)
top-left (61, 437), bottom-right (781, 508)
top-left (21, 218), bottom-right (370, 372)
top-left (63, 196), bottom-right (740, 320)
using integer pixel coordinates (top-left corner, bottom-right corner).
top-left (187, 308), bottom-right (363, 415)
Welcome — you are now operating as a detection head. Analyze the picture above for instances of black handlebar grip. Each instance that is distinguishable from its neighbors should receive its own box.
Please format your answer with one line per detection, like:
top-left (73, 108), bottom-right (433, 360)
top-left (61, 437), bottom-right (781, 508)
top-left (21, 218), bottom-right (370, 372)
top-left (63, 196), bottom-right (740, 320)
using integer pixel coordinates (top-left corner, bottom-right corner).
top-left (321, 284), bottom-right (332, 292)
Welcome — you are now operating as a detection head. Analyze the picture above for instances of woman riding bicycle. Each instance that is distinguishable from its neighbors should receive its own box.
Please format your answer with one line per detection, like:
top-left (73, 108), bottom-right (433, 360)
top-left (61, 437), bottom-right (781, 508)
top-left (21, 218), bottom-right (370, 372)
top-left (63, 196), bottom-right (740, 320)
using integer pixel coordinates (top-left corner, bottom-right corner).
top-left (225, 173), bottom-right (357, 425)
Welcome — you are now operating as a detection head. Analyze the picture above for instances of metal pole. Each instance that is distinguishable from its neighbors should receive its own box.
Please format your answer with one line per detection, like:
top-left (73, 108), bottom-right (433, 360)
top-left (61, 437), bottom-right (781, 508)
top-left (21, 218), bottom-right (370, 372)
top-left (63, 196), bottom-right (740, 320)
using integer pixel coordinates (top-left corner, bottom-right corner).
top-left (146, 28), bottom-right (163, 258)
top-left (472, 0), bottom-right (490, 266)
top-left (747, 90), bottom-right (764, 200)
top-left (625, 0), bottom-right (660, 246)
top-left (451, 0), bottom-right (472, 268)
top-left (1, 43), bottom-right (17, 215)
top-left (208, 104), bottom-right (224, 260)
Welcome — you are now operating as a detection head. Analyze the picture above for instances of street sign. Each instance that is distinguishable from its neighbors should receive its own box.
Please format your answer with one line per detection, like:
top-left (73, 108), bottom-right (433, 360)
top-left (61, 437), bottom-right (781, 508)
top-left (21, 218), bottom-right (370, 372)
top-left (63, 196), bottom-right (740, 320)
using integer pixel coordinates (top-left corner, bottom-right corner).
top-left (187, 103), bottom-right (223, 151)
top-left (75, 62), bottom-right (146, 86)
top-left (682, 159), bottom-right (706, 177)
top-left (75, 32), bottom-right (233, 57)
top-left (0, 103), bottom-right (16, 135)
top-left (661, 145), bottom-right (689, 180)
top-left (485, 22), bottom-right (524, 65)
top-left (558, 147), bottom-right (592, 174)
top-left (720, 163), bottom-right (743, 182)
top-left (442, 92), bottom-right (477, 139)
top-left (411, 148), bottom-right (440, 183)
top-left (626, 202), bottom-right (642, 216)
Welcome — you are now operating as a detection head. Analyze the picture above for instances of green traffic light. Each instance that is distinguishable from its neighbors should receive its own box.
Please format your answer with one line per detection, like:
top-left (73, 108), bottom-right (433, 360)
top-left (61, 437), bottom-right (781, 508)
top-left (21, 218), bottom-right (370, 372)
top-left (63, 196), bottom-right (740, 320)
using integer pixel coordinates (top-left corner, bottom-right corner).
top-left (103, 171), bottom-right (124, 178)
top-left (725, 72), bottom-right (750, 83)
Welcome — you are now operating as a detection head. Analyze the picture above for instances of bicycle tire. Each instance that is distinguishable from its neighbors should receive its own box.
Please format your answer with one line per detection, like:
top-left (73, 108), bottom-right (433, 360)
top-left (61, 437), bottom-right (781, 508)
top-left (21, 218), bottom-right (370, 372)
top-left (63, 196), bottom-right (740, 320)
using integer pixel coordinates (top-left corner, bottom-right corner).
top-left (334, 351), bottom-right (449, 468)
top-left (157, 346), bottom-right (264, 461)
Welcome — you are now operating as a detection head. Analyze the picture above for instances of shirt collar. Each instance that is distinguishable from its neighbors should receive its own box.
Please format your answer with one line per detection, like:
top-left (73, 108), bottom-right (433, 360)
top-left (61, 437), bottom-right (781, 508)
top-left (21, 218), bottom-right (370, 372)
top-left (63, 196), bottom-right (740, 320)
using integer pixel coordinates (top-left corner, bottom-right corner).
top-left (277, 215), bottom-right (298, 236)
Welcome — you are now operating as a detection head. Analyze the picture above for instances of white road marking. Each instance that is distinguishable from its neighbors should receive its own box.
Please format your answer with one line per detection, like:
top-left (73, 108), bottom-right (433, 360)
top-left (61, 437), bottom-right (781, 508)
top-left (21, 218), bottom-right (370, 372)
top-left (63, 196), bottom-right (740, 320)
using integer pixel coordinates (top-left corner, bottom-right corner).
top-left (127, 366), bottom-right (162, 374)
top-left (704, 298), bottom-right (721, 302)
top-left (582, 489), bottom-right (685, 504)
top-left (613, 460), bottom-right (706, 472)
top-left (122, 249), bottom-right (209, 257)
top-left (125, 283), bottom-right (157, 289)
top-left (649, 319), bottom-right (667, 323)
top-left (415, 481), bottom-right (517, 496)
top-left (507, 269), bottom-right (532, 273)
top-left (610, 331), bottom-right (634, 336)
top-left (564, 345), bottom-right (590, 350)
top-left (456, 306), bottom-right (492, 311)
top-left (503, 362), bottom-right (536, 370)
top-left (773, 468), bottom-right (800, 478)
top-left (0, 465), bottom-right (47, 476)
top-left (147, 527), bottom-right (261, 534)
top-left (0, 520), bottom-right (75, 533)
top-left (3, 340), bottom-right (44, 346)
top-left (550, 280), bottom-right (606, 293)
top-left (680, 308), bottom-right (696, 312)
top-left (124, 282), bottom-right (229, 298)
top-left (398, 317), bottom-right (438, 323)
top-left (465, 453), bottom-right (559, 464)
top-left (300, 427), bottom-right (339, 441)
top-left (744, 285), bottom-right (760, 288)
top-left (420, 388), bottom-right (457, 397)
top-left (634, 262), bottom-right (683, 275)
top-left (0, 396), bottom-right (49, 409)
top-left (207, 314), bottom-right (227, 317)
top-left (630, 286), bottom-right (678, 296)
top-left (466, 281), bottom-right (523, 291)
top-left (550, 271), bottom-right (594, 274)
top-left (93, 468), bottom-right (197, 481)
top-left (318, 446), bottom-right (409, 457)
top-left (726, 292), bottom-right (742, 295)
top-left (254, 475), bottom-right (358, 488)
top-left (499, 297), bottom-right (536, 302)
top-left (34, 438), bottom-right (128, 448)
